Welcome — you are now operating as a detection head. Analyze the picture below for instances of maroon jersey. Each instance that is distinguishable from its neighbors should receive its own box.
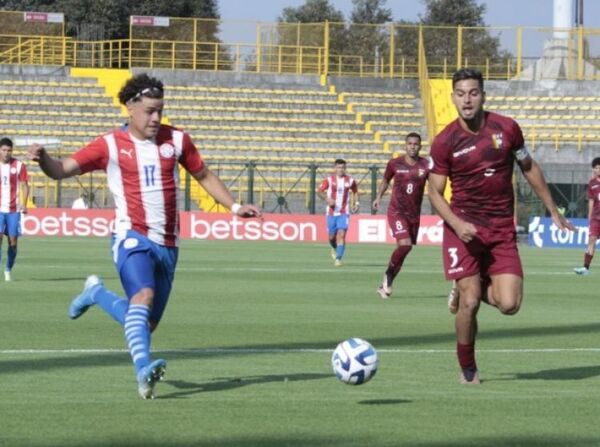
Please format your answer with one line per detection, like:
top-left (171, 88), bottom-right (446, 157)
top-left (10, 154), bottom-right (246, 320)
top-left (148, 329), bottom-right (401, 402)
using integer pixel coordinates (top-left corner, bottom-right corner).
top-left (430, 111), bottom-right (524, 225)
top-left (587, 177), bottom-right (600, 221)
top-left (384, 156), bottom-right (431, 222)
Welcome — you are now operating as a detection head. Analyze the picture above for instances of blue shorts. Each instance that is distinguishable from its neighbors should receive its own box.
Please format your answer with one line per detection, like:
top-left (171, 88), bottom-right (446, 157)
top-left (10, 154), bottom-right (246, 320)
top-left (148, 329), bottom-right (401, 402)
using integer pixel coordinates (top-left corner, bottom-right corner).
top-left (327, 214), bottom-right (350, 236)
top-left (111, 230), bottom-right (179, 324)
top-left (0, 212), bottom-right (21, 237)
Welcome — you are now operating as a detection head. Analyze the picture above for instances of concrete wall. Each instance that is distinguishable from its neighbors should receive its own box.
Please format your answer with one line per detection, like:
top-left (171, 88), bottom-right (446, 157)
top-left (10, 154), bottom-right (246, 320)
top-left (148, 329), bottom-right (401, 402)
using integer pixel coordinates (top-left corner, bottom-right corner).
top-left (136, 69), bottom-right (323, 89)
top-left (0, 64), bottom-right (70, 78)
top-left (487, 79), bottom-right (600, 96)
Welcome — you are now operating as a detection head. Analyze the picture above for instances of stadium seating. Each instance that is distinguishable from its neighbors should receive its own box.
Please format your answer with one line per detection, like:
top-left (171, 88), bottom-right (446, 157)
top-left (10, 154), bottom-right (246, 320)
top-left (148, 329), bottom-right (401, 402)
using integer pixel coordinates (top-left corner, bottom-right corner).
top-left (485, 93), bottom-right (600, 150)
top-left (0, 70), bottom-right (429, 210)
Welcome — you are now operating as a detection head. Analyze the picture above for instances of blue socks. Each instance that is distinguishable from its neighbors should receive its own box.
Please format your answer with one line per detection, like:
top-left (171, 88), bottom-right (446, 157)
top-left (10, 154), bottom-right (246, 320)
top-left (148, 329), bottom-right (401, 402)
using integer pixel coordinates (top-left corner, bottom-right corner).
top-left (335, 244), bottom-right (345, 260)
top-left (92, 286), bottom-right (128, 325)
top-left (6, 245), bottom-right (16, 271)
top-left (125, 304), bottom-right (152, 376)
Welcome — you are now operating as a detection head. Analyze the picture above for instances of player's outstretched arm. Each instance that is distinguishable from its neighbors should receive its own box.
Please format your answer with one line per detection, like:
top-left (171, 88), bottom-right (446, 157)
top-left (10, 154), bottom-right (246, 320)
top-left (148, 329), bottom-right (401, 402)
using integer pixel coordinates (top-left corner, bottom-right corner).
top-left (27, 144), bottom-right (81, 180)
top-left (428, 173), bottom-right (477, 242)
top-left (193, 166), bottom-right (262, 218)
top-left (519, 158), bottom-right (575, 232)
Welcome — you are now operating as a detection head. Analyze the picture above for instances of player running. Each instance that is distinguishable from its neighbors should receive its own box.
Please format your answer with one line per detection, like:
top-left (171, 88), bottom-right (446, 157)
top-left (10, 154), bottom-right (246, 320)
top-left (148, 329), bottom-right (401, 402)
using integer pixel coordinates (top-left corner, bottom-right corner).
top-left (428, 68), bottom-right (574, 384)
top-left (28, 74), bottom-right (261, 399)
top-left (0, 137), bottom-right (29, 282)
top-left (574, 157), bottom-right (600, 276)
top-left (373, 132), bottom-right (430, 298)
top-left (317, 159), bottom-right (359, 266)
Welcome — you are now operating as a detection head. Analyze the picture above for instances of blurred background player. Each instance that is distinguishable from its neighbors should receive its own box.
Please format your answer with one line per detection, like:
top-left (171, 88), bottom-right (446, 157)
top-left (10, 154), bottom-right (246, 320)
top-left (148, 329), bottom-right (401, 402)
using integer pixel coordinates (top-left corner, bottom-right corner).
top-left (428, 68), bottom-right (574, 385)
top-left (28, 73), bottom-right (261, 399)
top-left (317, 159), bottom-right (359, 266)
top-left (373, 132), bottom-right (430, 299)
top-left (0, 137), bottom-right (29, 282)
top-left (574, 157), bottom-right (600, 275)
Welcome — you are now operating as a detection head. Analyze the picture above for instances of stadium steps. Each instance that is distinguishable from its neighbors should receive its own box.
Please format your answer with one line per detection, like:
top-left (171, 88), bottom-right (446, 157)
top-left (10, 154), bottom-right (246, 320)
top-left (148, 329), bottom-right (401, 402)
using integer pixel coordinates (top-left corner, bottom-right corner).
top-left (485, 93), bottom-right (600, 149)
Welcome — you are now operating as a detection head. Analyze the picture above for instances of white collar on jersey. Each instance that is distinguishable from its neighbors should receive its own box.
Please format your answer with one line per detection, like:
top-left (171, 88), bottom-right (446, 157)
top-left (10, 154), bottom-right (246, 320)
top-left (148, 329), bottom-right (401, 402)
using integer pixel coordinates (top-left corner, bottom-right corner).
top-left (128, 132), bottom-right (157, 145)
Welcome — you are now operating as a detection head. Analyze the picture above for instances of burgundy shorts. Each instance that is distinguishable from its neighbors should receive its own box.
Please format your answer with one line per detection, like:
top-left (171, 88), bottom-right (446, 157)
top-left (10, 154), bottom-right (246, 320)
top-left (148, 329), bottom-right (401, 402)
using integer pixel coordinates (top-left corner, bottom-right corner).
top-left (590, 219), bottom-right (600, 239)
top-left (387, 213), bottom-right (419, 244)
top-left (442, 221), bottom-right (523, 281)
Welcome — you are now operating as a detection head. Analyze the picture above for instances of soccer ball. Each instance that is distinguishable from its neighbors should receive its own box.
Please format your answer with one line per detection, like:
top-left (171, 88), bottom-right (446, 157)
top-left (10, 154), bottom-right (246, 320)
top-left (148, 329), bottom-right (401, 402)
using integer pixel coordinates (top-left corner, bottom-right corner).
top-left (331, 338), bottom-right (378, 385)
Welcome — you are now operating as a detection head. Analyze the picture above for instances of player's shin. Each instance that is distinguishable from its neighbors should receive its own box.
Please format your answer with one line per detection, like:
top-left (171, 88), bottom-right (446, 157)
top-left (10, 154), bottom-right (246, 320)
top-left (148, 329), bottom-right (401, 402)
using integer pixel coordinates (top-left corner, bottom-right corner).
top-left (6, 245), bottom-right (16, 270)
top-left (94, 287), bottom-right (128, 325)
top-left (124, 304), bottom-right (152, 375)
top-left (335, 244), bottom-right (345, 260)
top-left (385, 245), bottom-right (412, 285)
top-left (584, 250), bottom-right (593, 269)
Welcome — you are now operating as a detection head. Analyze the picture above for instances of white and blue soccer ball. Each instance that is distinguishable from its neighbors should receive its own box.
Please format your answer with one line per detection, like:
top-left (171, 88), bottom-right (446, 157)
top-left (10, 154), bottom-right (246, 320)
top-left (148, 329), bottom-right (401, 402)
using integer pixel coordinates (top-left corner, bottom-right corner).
top-left (331, 338), bottom-right (378, 385)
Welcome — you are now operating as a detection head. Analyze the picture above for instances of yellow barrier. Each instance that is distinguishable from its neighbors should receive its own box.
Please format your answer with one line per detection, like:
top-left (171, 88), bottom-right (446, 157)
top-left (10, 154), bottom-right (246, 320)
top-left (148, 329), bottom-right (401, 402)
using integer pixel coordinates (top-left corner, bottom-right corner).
top-left (1, 18), bottom-right (600, 80)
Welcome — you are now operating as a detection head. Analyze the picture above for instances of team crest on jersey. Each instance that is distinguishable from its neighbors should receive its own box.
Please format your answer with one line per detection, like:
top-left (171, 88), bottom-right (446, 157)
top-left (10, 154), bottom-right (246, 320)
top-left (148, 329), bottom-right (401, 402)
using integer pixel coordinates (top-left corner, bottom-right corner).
top-left (159, 143), bottom-right (175, 158)
top-left (10, 167), bottom-right (17, 174)
top-left (418, 168), bottom-right (425, 177)
top-left (492, 133), bottom-right (503, 150)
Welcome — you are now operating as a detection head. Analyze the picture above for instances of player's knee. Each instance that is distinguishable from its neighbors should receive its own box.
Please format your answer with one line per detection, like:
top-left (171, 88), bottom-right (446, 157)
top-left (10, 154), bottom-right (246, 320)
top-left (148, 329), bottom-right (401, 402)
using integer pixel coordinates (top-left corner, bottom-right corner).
top-left (497, 294), bottom-right (522, 315)
top-left (459, 296), bottom-right (480, 314)
top-left (130, 287), bottom-right (155, 307)
top-left (498, 301), bottom-right (521, 315)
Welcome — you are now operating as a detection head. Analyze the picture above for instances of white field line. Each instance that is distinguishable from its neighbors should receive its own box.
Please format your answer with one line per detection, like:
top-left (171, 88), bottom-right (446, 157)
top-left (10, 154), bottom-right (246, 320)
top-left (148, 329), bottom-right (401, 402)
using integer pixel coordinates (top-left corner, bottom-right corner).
top-left (2, 347), bottom-right (600, 355)
top-left (22, 264), bottom-right (576, 275)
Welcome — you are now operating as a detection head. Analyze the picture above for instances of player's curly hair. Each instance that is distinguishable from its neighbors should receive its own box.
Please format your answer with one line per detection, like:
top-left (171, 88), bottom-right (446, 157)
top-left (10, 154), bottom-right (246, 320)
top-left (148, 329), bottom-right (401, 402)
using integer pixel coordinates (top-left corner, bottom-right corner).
top-left (593, 157), bottom-right (600, 168)
top-left (118, 73), bottom-right (164, 105)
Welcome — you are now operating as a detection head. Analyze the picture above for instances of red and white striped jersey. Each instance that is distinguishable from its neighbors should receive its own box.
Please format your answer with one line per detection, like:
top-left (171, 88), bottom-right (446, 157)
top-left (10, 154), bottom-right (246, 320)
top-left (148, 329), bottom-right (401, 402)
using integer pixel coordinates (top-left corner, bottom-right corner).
top-left (0, 158), bottom-right (28, 213)
top-left (71, 125), bottom-right (204, 247)
top-left (318, 174), bottom-right (358, 216)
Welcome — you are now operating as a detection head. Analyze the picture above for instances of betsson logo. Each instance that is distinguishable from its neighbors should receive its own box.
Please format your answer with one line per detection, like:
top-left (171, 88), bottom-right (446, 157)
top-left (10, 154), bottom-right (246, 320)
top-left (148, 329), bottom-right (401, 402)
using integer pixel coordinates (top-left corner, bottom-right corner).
top-left (22, 212), bottom-right (114, 237)
top-left (189, 215), bottom-right (318, 241)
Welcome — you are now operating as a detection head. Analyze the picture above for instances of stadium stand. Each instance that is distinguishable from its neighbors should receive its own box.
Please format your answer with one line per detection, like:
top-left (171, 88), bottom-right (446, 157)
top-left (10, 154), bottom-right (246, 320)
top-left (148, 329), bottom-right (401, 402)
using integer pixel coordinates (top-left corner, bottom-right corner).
top-left (0, 66), bottom-right (428, 211)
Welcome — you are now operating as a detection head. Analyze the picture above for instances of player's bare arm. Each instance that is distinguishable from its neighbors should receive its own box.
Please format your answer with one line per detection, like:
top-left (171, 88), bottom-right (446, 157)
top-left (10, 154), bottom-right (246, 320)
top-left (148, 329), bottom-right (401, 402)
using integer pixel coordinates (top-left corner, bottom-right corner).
top-left (193, 165), bottom-right (262, 218)
top-left (428, 172), bottom-right (477, 243)
top-left (20, 181), bottom-right (29, 214)
top-left (373, 178), bottom-right (389, 211)
top-left (317, 190), bottom-right (335, 207)
top-left (28, 143), bottom-right (81, 180)
top-left (352, 190), bottom-right (360, 214)
top-left (518, 157), bottom-right (575, 232)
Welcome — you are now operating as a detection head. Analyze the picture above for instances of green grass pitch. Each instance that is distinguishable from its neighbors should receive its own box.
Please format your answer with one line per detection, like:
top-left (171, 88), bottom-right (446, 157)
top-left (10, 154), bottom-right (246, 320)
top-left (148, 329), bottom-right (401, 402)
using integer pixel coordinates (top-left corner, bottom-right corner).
top-left (1, 237), bottom-right (600, 446)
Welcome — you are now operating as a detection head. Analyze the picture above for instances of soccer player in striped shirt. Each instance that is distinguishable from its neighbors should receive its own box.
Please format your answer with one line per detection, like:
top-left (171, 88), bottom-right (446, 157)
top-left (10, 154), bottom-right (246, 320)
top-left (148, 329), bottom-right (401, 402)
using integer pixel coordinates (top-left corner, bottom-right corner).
top-left (0, 137), bottom-right (29, 282)
top-left (574, 157), bottom-right (600, 275)
top-left (28, 74), bottom-right (261, 399)
top-left (317, 159), bottom-right (359, 266)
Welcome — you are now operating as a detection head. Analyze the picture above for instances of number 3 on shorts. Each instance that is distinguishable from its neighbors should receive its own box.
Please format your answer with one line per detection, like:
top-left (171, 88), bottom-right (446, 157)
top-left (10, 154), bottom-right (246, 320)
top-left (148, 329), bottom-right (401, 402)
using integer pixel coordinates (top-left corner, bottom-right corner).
top-left (448, 247), bottom-right (458, 268)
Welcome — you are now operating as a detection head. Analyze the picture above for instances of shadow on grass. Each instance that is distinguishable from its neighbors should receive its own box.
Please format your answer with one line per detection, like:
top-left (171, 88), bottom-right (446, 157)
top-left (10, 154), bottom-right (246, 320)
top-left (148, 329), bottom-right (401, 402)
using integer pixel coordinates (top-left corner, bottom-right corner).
top-left (358, 398), bottom-right (412, 405)
top-left (4, 322), bottom-right (600, 376)
top-left (159, 372), bottom-right (330, 399)
top-left (497, 365), bottom-right (600, 381)
top-left (14, 435), bottom-right (600, 447)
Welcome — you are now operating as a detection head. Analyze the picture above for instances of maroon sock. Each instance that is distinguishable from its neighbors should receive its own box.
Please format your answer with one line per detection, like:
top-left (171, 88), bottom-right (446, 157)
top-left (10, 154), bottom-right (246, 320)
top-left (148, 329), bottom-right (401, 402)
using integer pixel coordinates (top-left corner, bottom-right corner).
top-left (457, 342), bottom-right (477, 371)
top-left (584, 253), bottom-right (593, 269)
top-left (385, 245), bottom-right (412, 285)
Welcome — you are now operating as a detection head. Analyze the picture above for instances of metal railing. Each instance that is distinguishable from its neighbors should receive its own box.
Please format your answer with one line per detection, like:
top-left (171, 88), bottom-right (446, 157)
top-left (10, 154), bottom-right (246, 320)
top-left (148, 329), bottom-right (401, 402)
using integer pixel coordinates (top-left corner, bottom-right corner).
top-left (26, 161), bottom-right (390, 215)
top-left (2, 19), bottom-right (600, 80)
